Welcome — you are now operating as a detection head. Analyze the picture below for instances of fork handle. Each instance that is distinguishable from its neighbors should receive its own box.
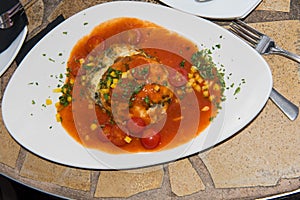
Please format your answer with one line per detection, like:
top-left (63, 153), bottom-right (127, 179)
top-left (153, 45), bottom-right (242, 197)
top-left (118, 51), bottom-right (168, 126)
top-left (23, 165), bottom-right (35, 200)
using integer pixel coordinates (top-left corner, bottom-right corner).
top-left (269, 88), bottom-right (299, 121)
top-left (270, 46), bottom-right (300, 63)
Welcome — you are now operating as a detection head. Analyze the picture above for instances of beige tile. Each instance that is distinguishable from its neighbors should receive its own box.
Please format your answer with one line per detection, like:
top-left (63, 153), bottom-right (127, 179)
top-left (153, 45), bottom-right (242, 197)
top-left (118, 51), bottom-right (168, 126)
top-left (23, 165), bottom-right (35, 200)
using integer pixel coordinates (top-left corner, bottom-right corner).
top-left (256, 0), bottom-right (290, 12)
top-left (168, 159), bottom-right (205, 196)
top-left (0, 109), bottom-right (21, 168)
top-left (20, 153), bottom-right (91, 191)
top-left (95, 165), bottom-right (163, 198)
top-left (22, 0), bottom-right (44, 33)
top-left (200, 21), bottom-right (300, 188)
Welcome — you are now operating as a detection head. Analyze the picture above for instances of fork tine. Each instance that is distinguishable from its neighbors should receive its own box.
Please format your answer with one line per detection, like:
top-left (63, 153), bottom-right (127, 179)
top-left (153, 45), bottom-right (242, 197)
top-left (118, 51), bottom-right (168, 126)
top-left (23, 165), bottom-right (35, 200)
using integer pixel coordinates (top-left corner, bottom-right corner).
top-left (229, 22), bottom-right (258, 48)
top-left (235, 20), bottom-right (264, 37)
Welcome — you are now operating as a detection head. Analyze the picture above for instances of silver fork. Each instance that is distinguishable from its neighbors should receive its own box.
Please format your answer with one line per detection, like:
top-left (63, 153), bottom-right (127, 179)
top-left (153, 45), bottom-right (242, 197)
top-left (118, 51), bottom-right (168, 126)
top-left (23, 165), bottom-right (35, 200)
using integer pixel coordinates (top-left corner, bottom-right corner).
top-left (0, 0), bottom-right (33, 29)
top-left (230, 20), bottom-right (300, 63)
top-left (229, 20), bottom-right (299, 121)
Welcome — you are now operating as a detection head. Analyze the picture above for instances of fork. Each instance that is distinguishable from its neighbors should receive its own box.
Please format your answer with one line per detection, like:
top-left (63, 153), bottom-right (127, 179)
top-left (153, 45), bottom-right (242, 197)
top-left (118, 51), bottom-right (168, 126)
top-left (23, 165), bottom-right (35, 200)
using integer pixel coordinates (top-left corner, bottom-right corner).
top-left (229, 20), bottom-right (299, 121)
top-left (229, 20), bottom-right (300, 63)
top-left (0, 0), bottom-right (33, 29)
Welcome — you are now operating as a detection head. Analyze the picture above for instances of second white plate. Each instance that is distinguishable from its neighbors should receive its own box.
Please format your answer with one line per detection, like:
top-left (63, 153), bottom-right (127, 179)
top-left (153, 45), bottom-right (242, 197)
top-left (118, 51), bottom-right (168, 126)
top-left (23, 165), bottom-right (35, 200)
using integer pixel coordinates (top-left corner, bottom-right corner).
top-left (158, 0), bottom-right (262, 19)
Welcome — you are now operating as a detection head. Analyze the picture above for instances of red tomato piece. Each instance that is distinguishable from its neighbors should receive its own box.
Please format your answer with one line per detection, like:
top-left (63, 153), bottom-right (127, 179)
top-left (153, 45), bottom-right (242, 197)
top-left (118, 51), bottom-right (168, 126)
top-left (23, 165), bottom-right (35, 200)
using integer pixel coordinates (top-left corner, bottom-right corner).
top-left (127, 117), bottom-right (146, 136)
top-left (141, 129), bottom-right (161, 149)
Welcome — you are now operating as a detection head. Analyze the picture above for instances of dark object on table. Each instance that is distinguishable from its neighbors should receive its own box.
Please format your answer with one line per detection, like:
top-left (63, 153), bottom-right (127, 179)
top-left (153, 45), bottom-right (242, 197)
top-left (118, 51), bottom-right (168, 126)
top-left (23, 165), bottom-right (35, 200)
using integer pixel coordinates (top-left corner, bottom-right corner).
top-left (0, 174), bottom-right (64, 200)
top-left (0, 0), bottom-right (28, 53)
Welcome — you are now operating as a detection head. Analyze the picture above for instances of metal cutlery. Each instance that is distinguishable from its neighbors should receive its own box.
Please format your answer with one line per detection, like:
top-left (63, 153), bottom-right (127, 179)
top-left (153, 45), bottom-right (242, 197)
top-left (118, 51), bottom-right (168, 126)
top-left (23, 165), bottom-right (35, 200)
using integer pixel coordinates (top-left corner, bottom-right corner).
top-left (230, 20), bottom-right (300, 63)
top-left (229, 20), bottom-right (299, 121)
top-left (0, 0), bottom-right (33, 29)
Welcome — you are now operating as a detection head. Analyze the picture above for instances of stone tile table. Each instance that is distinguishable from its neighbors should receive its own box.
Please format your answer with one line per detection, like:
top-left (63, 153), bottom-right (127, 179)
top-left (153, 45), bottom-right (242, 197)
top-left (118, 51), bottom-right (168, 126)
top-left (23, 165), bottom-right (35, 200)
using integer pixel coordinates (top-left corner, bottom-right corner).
top-left (0, 0), bottom-right (299, 199)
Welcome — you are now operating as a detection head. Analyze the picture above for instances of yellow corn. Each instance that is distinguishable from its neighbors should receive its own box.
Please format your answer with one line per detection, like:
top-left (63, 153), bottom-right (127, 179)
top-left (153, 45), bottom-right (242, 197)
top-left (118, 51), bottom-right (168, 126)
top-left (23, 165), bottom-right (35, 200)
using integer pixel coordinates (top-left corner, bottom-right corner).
top-left (202, 85), bottom-right (209, 91)
top-left (121, 72), bottom-right (128, 78)
top-left (52, 88), bottom-right (62, 93)
top-left (203, 90), bottom-right (209, 97)
top-left (191, 66), bottom-right (197, 73)
top-left (213, 83), bottom-right (220, 91)
top-left (110, 71), bottom-right (116, 77)
top-left (100, 89), bottom-right (109, 94)
top-left (110, 83), bottom-right (117, 89)
top-left (79, 58), bottom-right (85, 64)
top-left (201, 106), bottom-right (210, 112)
top-left (154, 85), bottom-right (160, 92)
top-left (209, 95), bottom-right (215, 102)
top-left (46, 99), bottom-right (52, 105)
top-left (67, 96), bottom-right (72, 102)
top-left (90, 123), bottom-right (98, 131)
top-left (56, 113), bottom-right (61, 122)
top-left (69, 78), bottom-right (75, 85)
top-left (106, 79), bottom-right (112, 87)
top-left (194, 84), bottom-right (201, 92)
top-left (124, 136), bottom-right (132, 143)
top-left (55, 102), bottom-right (61, 108)
top-left (188, 73), bottom-right (194, 79)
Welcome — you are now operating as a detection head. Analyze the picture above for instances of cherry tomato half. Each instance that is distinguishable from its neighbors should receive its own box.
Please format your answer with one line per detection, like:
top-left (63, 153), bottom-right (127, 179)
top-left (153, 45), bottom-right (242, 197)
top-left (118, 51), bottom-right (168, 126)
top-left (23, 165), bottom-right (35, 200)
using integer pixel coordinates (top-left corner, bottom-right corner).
top-left (141, 129), bottom-right (161, 149)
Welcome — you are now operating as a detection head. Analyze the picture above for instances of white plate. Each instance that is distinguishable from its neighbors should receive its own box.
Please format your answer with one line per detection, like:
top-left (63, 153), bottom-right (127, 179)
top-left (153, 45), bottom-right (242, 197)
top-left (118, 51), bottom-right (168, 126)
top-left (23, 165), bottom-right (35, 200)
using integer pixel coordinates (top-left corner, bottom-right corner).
top-left (0, 26), bottom-right (27, 76)
top-left (159, 0), bottom-right (262, 19)
top-left (2, 1), bottom-right (272, 169)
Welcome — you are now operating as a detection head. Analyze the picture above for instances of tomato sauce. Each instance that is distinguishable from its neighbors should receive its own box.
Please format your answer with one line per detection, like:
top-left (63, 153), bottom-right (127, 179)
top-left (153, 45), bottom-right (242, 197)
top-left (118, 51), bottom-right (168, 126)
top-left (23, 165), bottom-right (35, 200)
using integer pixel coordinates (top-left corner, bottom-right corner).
top-left (57, 17), bottom-right (222, 154)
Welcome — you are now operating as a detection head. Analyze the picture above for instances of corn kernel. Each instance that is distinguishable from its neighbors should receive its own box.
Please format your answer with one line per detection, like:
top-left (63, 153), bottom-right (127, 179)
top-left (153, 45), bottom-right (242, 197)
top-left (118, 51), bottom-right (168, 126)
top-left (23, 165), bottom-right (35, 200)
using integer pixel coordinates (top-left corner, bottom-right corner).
top-left (201, 106), bottom-right (210, 111)
top-left (81, 75), bottom-right (86, 81)
top-left (110, 83), bottom-right (117, 89)
top-left (90, 123), bottom-right (98, 131)
top-left (188, 78), bottom-right (195, 84)
top-left (186, 81), bottom-right (193, 87)
top-left (194, 84), bottom-right (201, 92)
top-left (69, 78), bottom-right (75, 85)
top-left (203, 90), bottom-right (209, 97)
top-left (46, 99), bottom-right (52, 105)
top-left (154, 85), bottom-right (160, 92)
top-left (122, 72), bottom-right (128, 78)
top-left (110, 71), bottom-right (116, 77)
top-left (213, 83), bottom-right (220, 91)
top-left (106, 79), bottom-right (112, 87)
top-left (202, 85), bottom-right (209, 91)
top-left (191, 66), bottom-right (198, 73)
top-left (196, 76), bottom-right (203, 84)
top-left (67, 96), bottom-right (72, 102)
top-left (55, 102), bottom-right (61, 108)
top-left (79, 58), bottom-right (85, 64)
top-left (56, 113), bottom-right (61, 122)
top-left (124, 136), bottom-right (132, 143)
top-left (188, 73), bottom-right (194, 79)
top-left (52, 88), bottom-right (61, 93)
top-left (209, 95), bottom-right (215, 102)
top-left (100, 89), bottom-right (109, 94)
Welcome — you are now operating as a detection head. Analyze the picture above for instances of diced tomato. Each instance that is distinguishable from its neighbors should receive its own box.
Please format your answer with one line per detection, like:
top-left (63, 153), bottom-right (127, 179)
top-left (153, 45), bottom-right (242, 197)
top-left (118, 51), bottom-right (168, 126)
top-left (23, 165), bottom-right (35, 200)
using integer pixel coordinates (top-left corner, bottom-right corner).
top-left (140, 129), bottom-right (161, 149)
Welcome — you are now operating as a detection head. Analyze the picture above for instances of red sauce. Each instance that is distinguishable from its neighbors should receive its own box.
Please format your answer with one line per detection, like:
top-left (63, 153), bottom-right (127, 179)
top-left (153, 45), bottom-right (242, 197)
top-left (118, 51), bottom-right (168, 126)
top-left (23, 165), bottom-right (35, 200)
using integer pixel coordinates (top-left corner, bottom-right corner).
top-left (57, 18), bottom-right (221, 154)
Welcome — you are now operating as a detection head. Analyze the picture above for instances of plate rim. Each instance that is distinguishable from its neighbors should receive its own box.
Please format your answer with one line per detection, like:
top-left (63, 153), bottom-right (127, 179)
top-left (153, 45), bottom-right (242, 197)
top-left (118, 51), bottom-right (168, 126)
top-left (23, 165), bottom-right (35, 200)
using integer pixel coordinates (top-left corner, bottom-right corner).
top-left (0, 26), bottom-right (28, 77)
top-left (158, 0), bottom-right (263, 19)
